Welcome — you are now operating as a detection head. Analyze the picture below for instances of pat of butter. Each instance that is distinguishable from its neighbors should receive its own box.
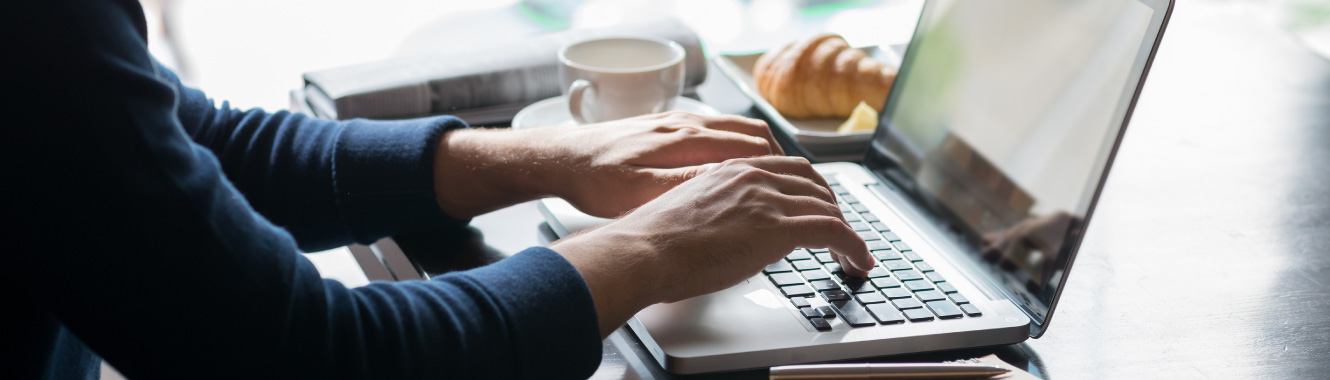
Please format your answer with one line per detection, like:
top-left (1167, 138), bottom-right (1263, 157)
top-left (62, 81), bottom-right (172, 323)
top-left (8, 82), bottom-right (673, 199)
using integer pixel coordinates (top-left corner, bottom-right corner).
top-left (837, 101), bottom-right (878, 134)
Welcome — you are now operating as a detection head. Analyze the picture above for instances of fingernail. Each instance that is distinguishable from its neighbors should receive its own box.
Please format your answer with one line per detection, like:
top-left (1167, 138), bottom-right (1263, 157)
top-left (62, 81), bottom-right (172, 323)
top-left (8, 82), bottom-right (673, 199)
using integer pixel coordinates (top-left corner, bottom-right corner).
top-left (851, 256), bottom-right (872, 272)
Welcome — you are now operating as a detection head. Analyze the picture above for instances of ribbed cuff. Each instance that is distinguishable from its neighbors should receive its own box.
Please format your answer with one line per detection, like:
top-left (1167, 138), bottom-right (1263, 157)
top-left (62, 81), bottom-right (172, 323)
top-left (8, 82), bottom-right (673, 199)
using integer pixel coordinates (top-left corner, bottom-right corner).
top-left (332, 115), bottom-right (471, 244)
top-left (461, 247), bottom-right (604, 379)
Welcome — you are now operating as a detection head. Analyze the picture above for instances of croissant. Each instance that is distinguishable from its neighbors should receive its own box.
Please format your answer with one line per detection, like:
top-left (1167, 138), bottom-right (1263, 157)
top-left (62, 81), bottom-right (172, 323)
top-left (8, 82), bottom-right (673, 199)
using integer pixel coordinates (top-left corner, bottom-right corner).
top-left (754, 34), bottom-right (897, 119)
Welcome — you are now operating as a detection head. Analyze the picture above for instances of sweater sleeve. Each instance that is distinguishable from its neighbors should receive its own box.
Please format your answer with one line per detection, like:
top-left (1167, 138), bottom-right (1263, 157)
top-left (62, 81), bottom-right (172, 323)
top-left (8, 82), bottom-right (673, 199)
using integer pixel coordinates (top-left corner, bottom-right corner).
top-left (165, 57), bottom-right (469, 252)
top-left (0, 1), bottom-right (603, 379)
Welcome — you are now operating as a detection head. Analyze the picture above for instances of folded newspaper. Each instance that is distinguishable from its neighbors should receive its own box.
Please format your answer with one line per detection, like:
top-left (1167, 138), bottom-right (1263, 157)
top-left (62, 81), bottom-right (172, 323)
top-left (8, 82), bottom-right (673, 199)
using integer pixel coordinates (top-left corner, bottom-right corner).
top-left (302, 18), bottom-right (707, 124)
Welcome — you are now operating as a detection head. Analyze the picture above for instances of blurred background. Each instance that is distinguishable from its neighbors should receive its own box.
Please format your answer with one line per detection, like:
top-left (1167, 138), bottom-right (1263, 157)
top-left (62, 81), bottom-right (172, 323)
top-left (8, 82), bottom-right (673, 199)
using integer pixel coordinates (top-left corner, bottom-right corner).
top-left (140, 0), bottom-right (1330, 112)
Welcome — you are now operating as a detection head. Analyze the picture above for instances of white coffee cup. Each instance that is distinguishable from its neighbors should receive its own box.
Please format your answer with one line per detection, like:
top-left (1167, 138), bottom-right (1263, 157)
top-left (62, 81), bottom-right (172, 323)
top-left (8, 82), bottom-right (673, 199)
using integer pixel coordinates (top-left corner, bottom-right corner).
top-left (558, 37), bottom-right (686, 124)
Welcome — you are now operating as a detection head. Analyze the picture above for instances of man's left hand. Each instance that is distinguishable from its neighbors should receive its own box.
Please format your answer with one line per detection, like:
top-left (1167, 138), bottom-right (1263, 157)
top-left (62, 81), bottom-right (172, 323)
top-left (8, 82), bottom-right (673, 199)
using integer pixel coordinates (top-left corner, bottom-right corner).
top-left (432, 111), bottom-right (784, 219)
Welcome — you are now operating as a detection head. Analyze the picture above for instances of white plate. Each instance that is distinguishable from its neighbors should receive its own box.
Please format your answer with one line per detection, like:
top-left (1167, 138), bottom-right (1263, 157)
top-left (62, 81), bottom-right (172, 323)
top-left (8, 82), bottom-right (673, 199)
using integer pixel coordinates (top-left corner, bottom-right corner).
top-left (512, 96), bottom-right (720, 129)
top-left (713, 45), bottom-right (904, 147)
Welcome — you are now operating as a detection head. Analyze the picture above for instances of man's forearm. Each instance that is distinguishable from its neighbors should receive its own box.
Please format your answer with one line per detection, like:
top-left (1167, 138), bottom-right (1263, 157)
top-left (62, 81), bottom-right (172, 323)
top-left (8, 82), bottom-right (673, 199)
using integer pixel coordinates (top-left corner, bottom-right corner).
top-left (433, 128), bottom-right (558, 219)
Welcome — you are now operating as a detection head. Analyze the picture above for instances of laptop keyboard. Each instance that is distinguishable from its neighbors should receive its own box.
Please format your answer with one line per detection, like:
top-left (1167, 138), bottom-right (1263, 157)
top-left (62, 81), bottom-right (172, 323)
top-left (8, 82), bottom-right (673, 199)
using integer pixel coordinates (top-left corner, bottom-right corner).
top-left (764, 178), bottom-right (982, 331)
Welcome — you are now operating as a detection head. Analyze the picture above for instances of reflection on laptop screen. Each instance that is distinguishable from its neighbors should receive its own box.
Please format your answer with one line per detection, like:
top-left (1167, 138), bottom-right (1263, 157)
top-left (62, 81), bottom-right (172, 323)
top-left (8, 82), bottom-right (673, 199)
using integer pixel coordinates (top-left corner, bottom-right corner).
top-left (868, 0), bottom-right (1156, 321)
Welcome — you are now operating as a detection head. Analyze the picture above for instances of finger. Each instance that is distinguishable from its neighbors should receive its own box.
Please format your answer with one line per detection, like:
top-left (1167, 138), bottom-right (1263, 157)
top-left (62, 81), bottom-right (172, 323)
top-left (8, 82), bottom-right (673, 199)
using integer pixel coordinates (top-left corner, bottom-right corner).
top-left (639, 128), bottom-right (774, 168)
top-left (775, 194), bottom-right (865, 277)
top-left (640, 163), bottom-right (716, 189)
top-left (772, 193), bottom-right (841, 220)
top-left (830, 250), bottom-right (859, 278)
top-left (762, 173), bottom-right (837, 208)
top-left (700, 114), bottom-right (785, 156)
top-left (783, 215), bottom-right (875, 274)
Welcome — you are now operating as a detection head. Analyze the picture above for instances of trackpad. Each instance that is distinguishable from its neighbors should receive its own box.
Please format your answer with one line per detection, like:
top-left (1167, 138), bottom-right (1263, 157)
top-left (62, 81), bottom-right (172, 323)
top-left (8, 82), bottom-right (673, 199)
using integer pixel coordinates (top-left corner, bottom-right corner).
top-left (635, 279), bottom-right (808, 348)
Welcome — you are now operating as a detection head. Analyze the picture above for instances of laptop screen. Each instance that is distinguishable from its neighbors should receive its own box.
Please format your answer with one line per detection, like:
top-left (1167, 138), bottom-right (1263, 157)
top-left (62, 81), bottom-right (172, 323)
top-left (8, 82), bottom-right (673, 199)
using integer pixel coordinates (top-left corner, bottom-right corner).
top-left (865, 0), bottom-right (1167, 333)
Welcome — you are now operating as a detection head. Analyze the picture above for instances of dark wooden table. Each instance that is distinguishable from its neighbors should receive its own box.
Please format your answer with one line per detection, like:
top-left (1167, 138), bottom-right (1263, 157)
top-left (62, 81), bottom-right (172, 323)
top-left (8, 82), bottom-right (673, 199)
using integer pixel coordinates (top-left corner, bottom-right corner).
top-left (395, 4), bottom-right (1330, 379)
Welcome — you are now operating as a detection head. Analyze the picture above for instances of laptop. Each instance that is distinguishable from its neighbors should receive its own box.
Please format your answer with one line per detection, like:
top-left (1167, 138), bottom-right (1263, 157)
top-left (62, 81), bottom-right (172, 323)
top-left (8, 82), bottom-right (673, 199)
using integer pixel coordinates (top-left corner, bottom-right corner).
top-left (539, 0), bottom-right (1173, 374)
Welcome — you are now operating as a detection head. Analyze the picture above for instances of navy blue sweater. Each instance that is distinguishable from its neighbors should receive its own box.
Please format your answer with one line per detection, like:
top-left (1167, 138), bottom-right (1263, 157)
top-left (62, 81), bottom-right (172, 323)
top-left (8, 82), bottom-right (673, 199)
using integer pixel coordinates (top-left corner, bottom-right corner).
top-left (1, 1), bottom-right (601, 379)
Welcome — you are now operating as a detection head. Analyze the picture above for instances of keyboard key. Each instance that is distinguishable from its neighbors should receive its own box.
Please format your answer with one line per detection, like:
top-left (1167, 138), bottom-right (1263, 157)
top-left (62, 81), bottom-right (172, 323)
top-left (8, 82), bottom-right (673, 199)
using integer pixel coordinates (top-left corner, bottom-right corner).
top-left (882, 260), bottom-right (913, 271)
top-left (851, 204), bottom-right (871, 213)
top-left (825, 263), bottom-right (844, 274)
top-left (820, 289), bottom-right (852, 302)
top-left (786, 249), bottom-right (813, 261)
top-left (861, 213), bottom-right (881, 222)
top-left (833, 270), bottom-right (856, 281)
top-left (848, 221), bottom-right (872, 231)
top-left (873, 250), bottom-right (902, 261)
top-left (866, 303), bottom-right (906, 324)
top-left (903, 251), bottom-right (924, 262)
top-left (915, 262), bottom-right (935, 272)
top-left (843, 212), bottom-right (861, 222)
top-left (866, 267), bottom-right (890, 278)
top-left (826, 177), bottom-right (839, 186)
top-left (867, 240), bottom-right (894, 251)
top-left (790, 297), bottom-right (811, 308)
top-left (903, 308), bottom-right (935, 322)
top-left (816, 306), bottom-right (837, 319)
top-left (801, 308), bottom-right (821, 319)
top-left (802, 270), bottom-right (832, 281)
top-left (856, 292), bottom-right (887, 304)
top-left (916, 290), bottom-right (947, 302)
top-left (892, 298), bottom-right (923, 310)
top-left (809, 317), bottom-right (832, 331)
top-left (950, 293), bottom-right (970, 304)
top-left (894, 270), bottom-right (924, 281)
top-left (809, 280), bottom-right (840, 291)
top-left (831, 185), bottom-right (849, 194)
top-left (904, 280), bottom-right (936, 292)
top-left (842, 277), bottom-right (876, 293)
top-left (937, 282), bottom-right (958, 293)
top-left (892, 241), bottom-right (912, 251)
top-left (769, 272), bottom-right (804, 286)
top-left (926, 300), bottom-right (964, 319)
top-left (830, 300), bottom-right (877, 327)
top-left (882, 287), bottom-right (913, 299)
top-left (857, 231), bottom-right (881, 241)
top-left (960, 303), bottom-right (982, 317)
top-left (793, 260), bottom-right (823, 271)
top-left (814, 252), bottom-right (835, 263)
top-left (880, 231), bottom-right (902, 241)
top-left (781, 285), bottom-right (814, 297)
top-left (926, 272), bottom-right (946, 283)
top-left (839, 203), bottom-right (853, 213)
top-left (871, 221), bottom-right (890, 232)
top-left (764, 261), bottom-right (794, 274)
top-left (842, 194), bottom-right (859, 203)
top-left (809, 248), bottom-right (830, 253)
top-left (871, 277), bottom-right (902, 289)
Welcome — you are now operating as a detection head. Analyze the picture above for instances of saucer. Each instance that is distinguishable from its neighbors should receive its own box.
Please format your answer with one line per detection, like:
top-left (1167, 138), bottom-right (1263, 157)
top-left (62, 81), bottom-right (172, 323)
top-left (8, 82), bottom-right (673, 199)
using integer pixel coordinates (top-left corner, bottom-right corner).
top-left (511, 96), bottom-right (720, 129)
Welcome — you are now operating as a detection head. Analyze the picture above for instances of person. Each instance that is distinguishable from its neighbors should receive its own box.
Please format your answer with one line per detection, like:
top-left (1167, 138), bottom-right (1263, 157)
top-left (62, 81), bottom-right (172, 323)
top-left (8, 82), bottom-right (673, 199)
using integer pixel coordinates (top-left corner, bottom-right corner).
top-left (2, 1), bottom-right (874, 379)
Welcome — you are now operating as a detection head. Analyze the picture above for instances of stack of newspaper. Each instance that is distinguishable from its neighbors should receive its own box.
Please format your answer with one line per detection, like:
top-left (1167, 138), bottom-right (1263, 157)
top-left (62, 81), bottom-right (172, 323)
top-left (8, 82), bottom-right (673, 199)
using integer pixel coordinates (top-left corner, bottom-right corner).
top-left (295, 18), bottom-right (707, 125)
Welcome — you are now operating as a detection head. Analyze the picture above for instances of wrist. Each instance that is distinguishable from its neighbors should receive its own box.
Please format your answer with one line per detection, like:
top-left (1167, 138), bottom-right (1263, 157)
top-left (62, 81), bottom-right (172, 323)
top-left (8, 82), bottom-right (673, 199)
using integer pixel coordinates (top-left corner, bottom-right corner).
top-left (432, 128), bottom-right (557, 219)
top-left (551, 225), bottom-right (663, 336)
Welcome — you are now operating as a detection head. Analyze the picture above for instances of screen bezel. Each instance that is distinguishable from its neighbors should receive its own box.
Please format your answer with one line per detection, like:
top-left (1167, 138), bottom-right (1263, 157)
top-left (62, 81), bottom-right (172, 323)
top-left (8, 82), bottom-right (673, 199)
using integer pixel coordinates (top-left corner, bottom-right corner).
top-left (862, 0), bottom-right (1175, 338)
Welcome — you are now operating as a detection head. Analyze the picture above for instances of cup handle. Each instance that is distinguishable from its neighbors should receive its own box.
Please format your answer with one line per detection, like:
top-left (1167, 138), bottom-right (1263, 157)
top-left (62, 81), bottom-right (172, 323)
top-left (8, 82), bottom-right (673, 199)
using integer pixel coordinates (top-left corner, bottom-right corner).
top-left (567, 79), bottom-right (592, 124)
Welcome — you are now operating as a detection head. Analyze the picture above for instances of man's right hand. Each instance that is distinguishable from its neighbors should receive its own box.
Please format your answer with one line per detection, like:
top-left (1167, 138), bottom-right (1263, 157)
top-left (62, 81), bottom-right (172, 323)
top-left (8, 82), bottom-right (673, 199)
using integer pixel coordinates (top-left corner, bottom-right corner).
top-left (551, 156), bottom-right (874, 337)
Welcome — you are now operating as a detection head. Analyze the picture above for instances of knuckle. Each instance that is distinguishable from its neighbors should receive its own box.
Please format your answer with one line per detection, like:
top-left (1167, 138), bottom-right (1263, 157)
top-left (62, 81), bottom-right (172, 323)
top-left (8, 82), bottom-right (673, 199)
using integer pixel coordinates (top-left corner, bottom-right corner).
top-left (717, 157), bottom-right (747, 170)
top-left (663, 110), bottom-right (696, 120)
top-left (734, 167), bottom-right (770, 182)
top-left (747, 136), bottom-right (772, 150)
top-left (734, 167), bottom-right (766, 182)
top-left (674, 125), bottom-right (703, 136)
top-left (817, 199), bottom-right (840, 216)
